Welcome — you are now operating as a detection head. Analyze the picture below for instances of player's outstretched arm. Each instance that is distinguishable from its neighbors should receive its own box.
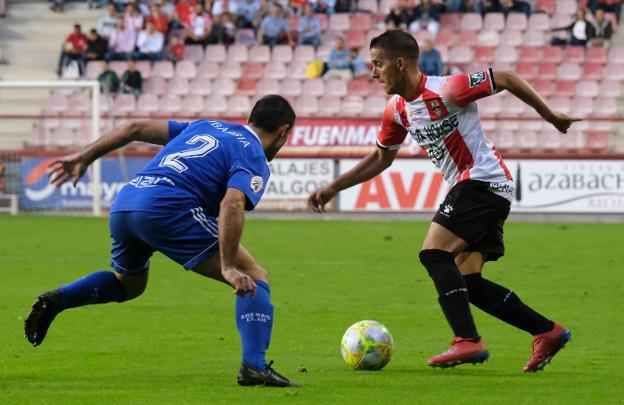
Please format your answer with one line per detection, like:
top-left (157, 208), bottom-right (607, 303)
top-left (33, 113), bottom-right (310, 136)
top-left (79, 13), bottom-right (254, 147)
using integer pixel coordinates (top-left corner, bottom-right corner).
top-left (308, 147), bottom-right (398, 213)
top-left (48, 120), bottom-right (169, 186)
top-left (219, 188), bottom-right (257, 298)
top-left (493, 71), bottom-right (581, 134)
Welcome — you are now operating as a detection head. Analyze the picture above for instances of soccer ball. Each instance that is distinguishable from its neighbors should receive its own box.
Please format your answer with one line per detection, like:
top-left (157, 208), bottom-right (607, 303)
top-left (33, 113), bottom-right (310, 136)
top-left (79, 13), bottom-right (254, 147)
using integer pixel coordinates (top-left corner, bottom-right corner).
top-left (340, 320), bottom-right (394, 370)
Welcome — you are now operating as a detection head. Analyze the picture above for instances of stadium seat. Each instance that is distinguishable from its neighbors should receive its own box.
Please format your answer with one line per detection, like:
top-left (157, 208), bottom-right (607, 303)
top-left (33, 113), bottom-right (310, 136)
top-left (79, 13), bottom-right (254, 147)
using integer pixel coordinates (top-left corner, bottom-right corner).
top-left (538, 63), bottom-right (558, 80)
top-left (570, 97), bottom-right (595, 116)
top-left (204, 44), bottom-right (227, 63)
top-left (235, 29), bottom-right (256, 46)
top-left (518, 46), bottom-right (542, 63)
top-left (576, 81), bottom-right (599, 98)
top-left (157, 95), bottom-right (182, 115)
top-left (440, 13), bottom-right (461, 28)
top-left (549, 96), bottom-right (571, 114)
top-left (227, 44), bottom-right (248, 63)
top-left (197, 61), bottom-right (220, 80)
top-left (483, 13), bottom-right (505, 31)
top-left (555, 81), bottom-right (576, 98)
top-left (477, 31), bottom-right (500, 47)
top-left (586, 131), bottom-right (609, 150)
top-left (211, 78), bottom-right (236, 96)
top-left (226, 95), bottom-right (251, 117)
top-left (316, 95), bottom-right (341, 116)
top-left (143, 77), bottom-right (167, 95)
top-left (341, 95), bottom-right (365, 116)
top-left (293, 46), bottom-right (315, 63)
top-left (542, 46), bottom-right (562, 63)
top-left (188, 77), bottom-right (212, 96)
top-left (109, 61), bottom-right (127, 77)
top-left (564, 130), bottom-right (586, 150)
top-left (500, 30), bottom-right (523, 47)
top-left (60, 117), bottom-right (82, 130)
top-left (296, 95), bottom-right (319, 116)
top-left (604, 63), bottom-right (624, 81)
top-left (286, 61), bottom-right (308, 79)
top-left (67, 94), bottom-right (90, 115)
top-left (493, 131), bottom-right (515, 150)
top-left (346, 29), bottom-right (367, 49)
top-left (528, 13), bottom-right (550, 31)
top-left (50, 127), bottom-right (76, 147)
top-left (249, 46), bottom-right (271, 63)
top-left (329, 13), bottom-right (350, 31)
top-left (203, 94), bottom-right (228, 115)
top-left (535, 0), bottom-right (555, 14)
top-left (272, 45), bottom-right (293, 64)
top-left (369, 80), bottom-right (386, 96)
top-left (594, 97), bottom-right (618, 115)
top-left (436, 29), bottom-right (456, 47)
top-left (176, 60), bottom-right (197, 79)
top-left (522, 29), bottom-right (546, 46)
top-left (302, 78), bottom-right (325, 97)
top-left (494, 46), bottom-right (517, 64)
top-left (317, 13), bottom-right (329, 31)
top-left (598, 80), bottom-right (621, 98)
top-left (133, 61), bottom-right (151, 79)
top-left (475, 46), bottom-right (494, 64)
top-left (461, 13), bottom-right (483, 31)
top-left (587, 47), bottom-right (608, 64)
top-left (184, 45), bottom-right (204, 63)
top-left (481, 119), bottom-right (496, 133)
top-left (137, 93), bottom-right (160, 115)
top-left (541, 129), bottom-right (563, 150)
top-left (515, 131), bottom-right (539, 150)
top-left (351, 13), bottom-right (371, 27)
top-left (348, 79), bottom-right (370, 97)
top-left (256, 78), bottom-right (280, 96)
top-left (477, 96), bottom-right (501, 115)
top-left (85, 61), bottom-right (103, 80)
top-left (515, 62), bottom-right (538, 79)
top-left (181, 95), bottom-right (204, 116)
top-left (112, 94), bottom-right (136, 116)
top-left (152, 61), bottom-right (174, 79)
top-left (325, 79), bottom-right (348, 97)
top-left (502, 96), bottom-right (527, 114)
top-left (279, 78), bottom-right (303, 97)
top-left (563, 47), bottom-right (585, 64)
top-left (264, 61), bottom-right (287, 80)
top-left (358, 0), bottom-right (378, 13)
top-left (315, 44), bottom-right (333, 61)
top-left (363, 96), bottom-right (388, 118)
top-left (166, 77), bottom-right (190, 96)
top-left (506, 13), bottom-right (527, 31)
top-left (449, 45), bottom-right (474, 64)
top-left (583, 63), bottom-right (604, 81)
top-left (557, 0), bottom-right (578, 15)
top-left (607, 46), bottom-right (624, 64)
top-left (28, 124), bottom-right (47, 147)
top-left (558, 63), bottom-right (582, 81)
top-left (236, 78), bottom-right (257, 97)
top-left (219, 61), bottom-right (243, 79)
top-left (242, 62), bottom-right (265, 80)
top-left (458, 29), bottom-right (478, 47)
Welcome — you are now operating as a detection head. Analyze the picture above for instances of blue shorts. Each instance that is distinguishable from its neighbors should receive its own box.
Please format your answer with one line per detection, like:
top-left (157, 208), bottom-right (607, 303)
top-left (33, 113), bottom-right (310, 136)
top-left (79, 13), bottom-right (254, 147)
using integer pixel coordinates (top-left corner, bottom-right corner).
top-left (109, 207), bottom-right (219, 275)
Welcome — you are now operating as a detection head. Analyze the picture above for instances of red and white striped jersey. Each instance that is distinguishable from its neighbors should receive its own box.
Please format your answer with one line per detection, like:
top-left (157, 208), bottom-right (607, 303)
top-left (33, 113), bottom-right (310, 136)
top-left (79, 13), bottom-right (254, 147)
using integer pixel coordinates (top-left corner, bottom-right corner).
top-left (377, 68), bottom-right (515, 201)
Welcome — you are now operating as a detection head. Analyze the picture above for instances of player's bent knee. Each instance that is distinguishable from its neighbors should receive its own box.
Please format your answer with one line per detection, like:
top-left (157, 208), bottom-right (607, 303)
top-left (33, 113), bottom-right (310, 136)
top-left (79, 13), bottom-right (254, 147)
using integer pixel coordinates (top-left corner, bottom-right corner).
top-left (419, 249), bottom-right (455, 276)
top-left (114, 272), bottom-right (148, 301)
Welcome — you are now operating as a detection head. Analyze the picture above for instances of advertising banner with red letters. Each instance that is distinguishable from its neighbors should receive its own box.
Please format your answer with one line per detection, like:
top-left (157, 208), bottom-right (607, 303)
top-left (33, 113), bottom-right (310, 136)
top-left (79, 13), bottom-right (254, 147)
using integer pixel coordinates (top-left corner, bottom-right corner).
top-left (338, 159), bottom-right (624, 213)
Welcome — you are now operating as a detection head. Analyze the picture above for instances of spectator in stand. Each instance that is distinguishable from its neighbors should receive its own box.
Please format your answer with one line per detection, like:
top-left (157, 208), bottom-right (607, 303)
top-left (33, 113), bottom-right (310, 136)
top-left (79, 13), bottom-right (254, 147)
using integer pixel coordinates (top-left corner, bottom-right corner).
top-left (206, 13), bottom-right (236, 44)
top-left (500, 0), bottom-right (531, 17)
top-left (146, 4), bottom-right (170, 35)
top-left (134, 21), bottom-right (165, 60)
top-left (551, 9), bottom-right (591, 47)
top-left (256, 0), bottom-right (272, 24)
top-left (409, 0), bottom-right (439, 38)
top-left (166, 35), bottom-right (186, 61)
top-left (121, 59), bottom-right (143, 97)
top-left (237, 0), bottom-right (261, 29)
top-left (418, 39), bottom-right (444, 76)
top-left (309, 0), bottom-right (336, 15)
top-left (107, 19), bottom-right (137, 60)
top-left (86, 29), bottom-right (109, 62)
top-left (297, 4), bottom-right (322, 47)
top-left (213, 0), bottom-right (238, 16)
top-left (223, 12), bottom-right (238, 41)
top-left (445, 0), bottom-right (479, 12)
top-left (385, 0), bottom-right (416, 31)
top-left (349, 47), bottom-right (369, 78)
top-left (588, 0), bottom-right (622, 20)
top-left (324, 36), bottom-right (352, 80)
top-left (97, 60), bottom-right (120, 93)
top-left (98, 4), bottom-right (120, 39)
top-left (588, 8), bottom-right (614, 47)
top-left (112, 0), bottom-right (130, 13)
top-left (174, 0), bottom-right (196, 28)
top-left (56, 24), bottom-right (88, 77)
top-left (124, 3), bottom-right (144, 31)
top-left (257, 4), bottom-right (293, 46)
top-left (185, 3), bottom-right (212, 45)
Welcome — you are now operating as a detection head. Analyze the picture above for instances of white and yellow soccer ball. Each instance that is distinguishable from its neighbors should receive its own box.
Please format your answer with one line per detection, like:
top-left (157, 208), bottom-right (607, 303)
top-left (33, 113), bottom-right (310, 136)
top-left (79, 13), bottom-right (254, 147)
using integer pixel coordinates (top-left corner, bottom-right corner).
top-left (340, 320), bottom-right (394, 370)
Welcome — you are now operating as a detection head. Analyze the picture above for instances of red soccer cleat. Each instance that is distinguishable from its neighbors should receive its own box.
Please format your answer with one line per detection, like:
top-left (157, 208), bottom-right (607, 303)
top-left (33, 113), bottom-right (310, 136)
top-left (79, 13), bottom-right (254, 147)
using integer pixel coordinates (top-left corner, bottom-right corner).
top-left (523, 322), bottom-right (572, 373)
top-left (427, 337), bottom-right (489, 368)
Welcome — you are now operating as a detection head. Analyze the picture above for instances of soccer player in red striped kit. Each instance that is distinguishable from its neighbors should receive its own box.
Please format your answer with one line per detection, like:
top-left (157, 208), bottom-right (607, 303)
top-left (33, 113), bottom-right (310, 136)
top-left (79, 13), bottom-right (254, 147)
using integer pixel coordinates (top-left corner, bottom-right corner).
top-left (309, 30), bottom-right (581, 372)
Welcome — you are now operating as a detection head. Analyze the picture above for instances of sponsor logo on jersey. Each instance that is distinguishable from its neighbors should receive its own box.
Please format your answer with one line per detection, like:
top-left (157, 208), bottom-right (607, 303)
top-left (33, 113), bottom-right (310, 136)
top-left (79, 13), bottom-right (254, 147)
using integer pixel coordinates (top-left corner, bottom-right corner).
top-left (251, 176), bottom-right (263, 193)
top-left (469, 71), bottom-right (486, 88)
top-left (409, 114), bottom-right (459, 144)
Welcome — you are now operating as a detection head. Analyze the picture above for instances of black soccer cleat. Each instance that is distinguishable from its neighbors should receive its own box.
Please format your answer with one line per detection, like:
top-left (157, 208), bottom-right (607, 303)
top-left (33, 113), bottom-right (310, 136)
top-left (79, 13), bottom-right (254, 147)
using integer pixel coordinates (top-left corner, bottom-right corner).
top-left (24, 290), bottom-right (63, 347)
top-left (237, 361), bottom-right (298, 387)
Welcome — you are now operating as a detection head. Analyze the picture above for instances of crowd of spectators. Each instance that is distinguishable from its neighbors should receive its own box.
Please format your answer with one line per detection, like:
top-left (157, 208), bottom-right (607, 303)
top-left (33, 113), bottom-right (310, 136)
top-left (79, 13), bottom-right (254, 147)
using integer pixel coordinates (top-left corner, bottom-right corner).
top-left (551, 7), bottom-right (614, 47)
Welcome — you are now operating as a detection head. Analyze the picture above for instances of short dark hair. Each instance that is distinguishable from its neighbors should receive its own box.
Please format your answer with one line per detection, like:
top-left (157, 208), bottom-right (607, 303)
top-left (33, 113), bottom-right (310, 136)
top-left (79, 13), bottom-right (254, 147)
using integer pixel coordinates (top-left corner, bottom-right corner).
top-left (370, 30), bottom-right (420, 62)
top-left (249, 95), bottom-right (296, 133)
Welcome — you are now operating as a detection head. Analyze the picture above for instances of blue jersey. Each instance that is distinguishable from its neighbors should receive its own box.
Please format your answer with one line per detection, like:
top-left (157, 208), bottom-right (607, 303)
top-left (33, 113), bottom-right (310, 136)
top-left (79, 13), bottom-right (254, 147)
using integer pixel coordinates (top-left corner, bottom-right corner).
top-left (111, 120), bottom-right (270, 216)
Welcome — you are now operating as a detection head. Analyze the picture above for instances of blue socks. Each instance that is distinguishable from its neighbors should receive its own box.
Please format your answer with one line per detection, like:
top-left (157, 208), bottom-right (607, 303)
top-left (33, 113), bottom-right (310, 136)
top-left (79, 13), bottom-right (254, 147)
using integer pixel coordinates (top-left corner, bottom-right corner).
top-left (236, 280), bottom-right (273, 371)
top-left (58, 271), bottom-right (126, 310)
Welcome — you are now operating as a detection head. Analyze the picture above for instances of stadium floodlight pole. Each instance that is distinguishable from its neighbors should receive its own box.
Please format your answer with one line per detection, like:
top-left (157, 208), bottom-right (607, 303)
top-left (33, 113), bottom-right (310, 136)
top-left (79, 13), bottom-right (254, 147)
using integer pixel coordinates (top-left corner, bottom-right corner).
top-left (0, 80), bottom-right (102, 216)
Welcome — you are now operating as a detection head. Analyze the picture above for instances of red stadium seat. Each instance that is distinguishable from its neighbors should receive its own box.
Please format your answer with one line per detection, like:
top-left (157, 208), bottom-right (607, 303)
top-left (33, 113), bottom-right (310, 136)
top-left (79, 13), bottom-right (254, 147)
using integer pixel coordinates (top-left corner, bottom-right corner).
top-left (137, 94), bottom-right (159, 115)
top-left (582, 63), bottom-right (604, 80)
top-left (494, 45), bottom-right (518, 64)
top-left (483, 13), bottom-right (505, 31)
top-left (279, 78), bottom-right (302, 97)
top-left (247, 45), bottom-right (270, 63)
top-left (461, 13), bottom-right (483, 31)
top-left (358, 0), bottom-right (378, 13)
top-left (587, 47), bottom-right (607, 64)
top-left (219, 61), bottom-right (243, 79)
top-left (542, 46), bottom-right (562, 63)
top-left (528, 13), bottom-right (550, 31)
top-left (302, 78), bottom-right (325, 97)
top-left (449, 45), bottom-right (474, 64)
top-left (212, 78), bottom-right (236, 96)
top-left (549, 96), bottom-right (571, 114)
top-left (478, 31), bottom-right (500, 47)
top-left (150, 61), bottom-right (172, 79)
top-left (563, 47), bottom-right (585, 64)
top-left (535, 0), bottom-right (555, 14)
top-left (607, 46), bottom-right (624, 64)
top-left (522, 30), bottom-right (546, 46)
top-left (440, 13), bottom-right (461, 28)
top-left (556, 80), bottom-right (576, 98)
top-left (188, 77), bottom-right (212, 96)
top-left (515, 62), bottom-right (538, 79)
top-left (204, 44), bottom-right (227, 63)
top-left (604, 63), bottom-right (624, 81)
top-left (558, 63), bottom-right (582, 81)
top-left (571, 96), bottom-right (595, 116)
top-left (143, 77), bottom-right (167, 95)
top-left (363, 95), bottom-right (388, 118)
top-left (265, 61), bottom-right (287, 79)
top-left (458, 29), bottom-right (478, 47)
top-left (236, 78), bottom-right (257, 97)
top-left (594, 97), bottom-right (618, 115)
top-left (197, 61), bottom-right (220, 80)
top-left (329, 13), bottom-right (350, 31)
top-left (256, 78), bottom-right (280, 96)
top-left (272, 45), bottom-right (293, 63)
top-left (341, 95), bottom-right (364, 116)
top-left (576, 80), bottom-right (599, 98)
top-left (557, 0), bottom-right (578, 15)
top-left (598, 80), bottom-right (621, 98)
top-left (348, 79), bottom-right (370, 97)
top-left (507, 13), bottom-right (527, 31)
top-left (346, 29), bottom-right (366, 49)
top-left (518, 46), bottom-right (543, 63)
top-left (436, 29), bottom-right (456, 47)
top-left (204, 94), bottom-right (228, 115)
top-left (500, 29), bottom-right (523, 47)
top-left (235, 29), bottom-right (257, 46)
top-left (538, 63), bottom-right (558, 80)
top-left (286, 61), bottom-right (308, 79)
top-left (176, 60), bottom-right (197, 79)
top-left (369, 80), bottom-right (386, 96)
top-left (586, 131), bottom-right (609, 150)
top-left (184, 45), bottom-right (204, 63)
top-left (226, 95), bottom-right (251, 117)
top-left (325, 79), bottom-right (348, 97)
top-left (242, 62), bottom-right (265, 80)
top-left (351, 13), bottom-right (372, 27)
top-left (166, 77), bottom-right (189, 96)
top-left (295, 95), bottom-right (319, 117)
top-left (227, 44), bottom-right (248, 63)
top-left (293, 45), bottom-right (315, 63)
top-left (475, 46), bottom-right (494, 64)
top-left (531, 79), bottom-right (555, 97)
top-left (181, 95), bottom-right (204, 116)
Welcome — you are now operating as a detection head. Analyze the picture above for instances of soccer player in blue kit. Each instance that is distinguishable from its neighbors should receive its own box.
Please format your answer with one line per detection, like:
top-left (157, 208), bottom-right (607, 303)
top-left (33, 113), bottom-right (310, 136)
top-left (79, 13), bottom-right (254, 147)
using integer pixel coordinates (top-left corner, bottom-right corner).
top-left (24, 95), bottom-right (298, 387)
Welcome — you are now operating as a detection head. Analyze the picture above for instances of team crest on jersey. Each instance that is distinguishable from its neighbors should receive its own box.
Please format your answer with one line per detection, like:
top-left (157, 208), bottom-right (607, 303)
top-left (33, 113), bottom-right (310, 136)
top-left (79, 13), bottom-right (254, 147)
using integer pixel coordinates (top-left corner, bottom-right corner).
top-left (469, 71), bottom-right (486, 88)
top-left (251, 176), bottom-right (263, 193)
top-left (424, 97), bottom-right (448, 119)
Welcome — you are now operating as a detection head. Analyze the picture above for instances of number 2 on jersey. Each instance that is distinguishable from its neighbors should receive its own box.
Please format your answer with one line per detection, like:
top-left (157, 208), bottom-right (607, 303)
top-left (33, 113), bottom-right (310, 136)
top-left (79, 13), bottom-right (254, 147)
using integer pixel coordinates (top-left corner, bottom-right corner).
top-left (160, 135), bottom-right (218, 173)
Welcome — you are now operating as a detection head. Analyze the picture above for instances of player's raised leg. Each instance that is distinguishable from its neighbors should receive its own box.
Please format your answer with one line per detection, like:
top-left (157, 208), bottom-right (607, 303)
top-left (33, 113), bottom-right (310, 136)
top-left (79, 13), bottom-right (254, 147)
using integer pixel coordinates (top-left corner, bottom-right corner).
top-left (192, 245), bottom-right (297, 387)
top-left (456, 251), bottom-right (572, 372)
top-left (420, 223), bottom-right (489, 368)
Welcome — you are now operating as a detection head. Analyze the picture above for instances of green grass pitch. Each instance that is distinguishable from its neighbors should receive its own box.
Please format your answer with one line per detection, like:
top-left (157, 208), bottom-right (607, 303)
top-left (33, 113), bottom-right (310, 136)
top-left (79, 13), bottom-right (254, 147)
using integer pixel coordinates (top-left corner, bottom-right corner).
top-left (1, 215), bottom-right (623, 404)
